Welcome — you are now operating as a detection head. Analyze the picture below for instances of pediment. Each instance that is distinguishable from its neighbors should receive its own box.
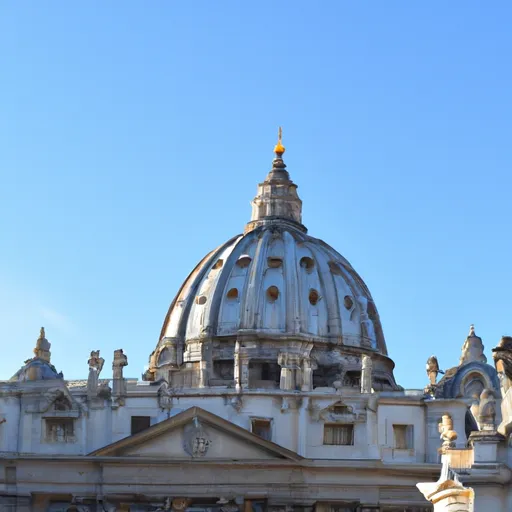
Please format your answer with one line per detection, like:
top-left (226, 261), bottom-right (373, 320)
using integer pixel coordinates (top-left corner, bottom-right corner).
top-left (89, 406), bottom-right (302, 461)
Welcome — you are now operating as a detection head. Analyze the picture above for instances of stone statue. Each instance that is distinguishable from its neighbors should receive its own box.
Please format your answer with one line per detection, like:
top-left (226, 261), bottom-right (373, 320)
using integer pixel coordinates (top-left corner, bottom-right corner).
top-left (87, 350), bottom-right (105, 396)
top-left (426, 356), bottom-right (441, 386)
top-left (88, 350), bottom-right (105, 374)
top-left (438, 414), bottom-right (458, 452)
top-left (34, 327), bottom-right (51, 362)
top-left (492, 336), bottom-right (512, 395)
top-left (460, 324), bottom-right (487, 366)
top-left (112, 349), bottom-right (128, 406)
top-left (478, 388), bottom-right (497, 431)
top-left (112, 349), bottom-right (128, 379)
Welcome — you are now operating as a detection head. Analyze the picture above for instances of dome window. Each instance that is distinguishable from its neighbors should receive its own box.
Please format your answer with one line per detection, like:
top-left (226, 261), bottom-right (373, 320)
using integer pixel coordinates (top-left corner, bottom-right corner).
top-left (212, 259), bottom-right (224, 270)
top-left (344, 296), bottom-right (354, 310)
top-left (329, 261), bottom-right (343, 275)
top-left (309, 289), bottom-right (320, 305)
top-left (300, 256), bottom-right (315, 272)
top-left (266, 286), bottom-right (279, 303)
top-left (196, 296), bottom-right (207, 305)
top-left (267, 256), bottom-right (283, 268)
top-left (236, 255), bottom-right (252, 268)
top-left (226, 288), bottom-right (239, 300)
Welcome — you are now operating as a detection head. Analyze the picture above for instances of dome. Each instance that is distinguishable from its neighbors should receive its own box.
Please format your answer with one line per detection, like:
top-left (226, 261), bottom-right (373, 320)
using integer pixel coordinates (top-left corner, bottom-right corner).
top-left (10, 358), bottom-right (63, 382)
top-left (148, 134), bottom-right (398, 391)
top-left (159, 226), bottom-right (386, 352)
top-left (11, 328), bottom-right (63, 382)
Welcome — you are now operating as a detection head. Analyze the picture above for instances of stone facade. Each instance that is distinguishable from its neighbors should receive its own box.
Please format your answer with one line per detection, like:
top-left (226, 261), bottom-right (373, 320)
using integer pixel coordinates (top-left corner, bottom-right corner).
top-left (1, 135), bottom-right (511, 511)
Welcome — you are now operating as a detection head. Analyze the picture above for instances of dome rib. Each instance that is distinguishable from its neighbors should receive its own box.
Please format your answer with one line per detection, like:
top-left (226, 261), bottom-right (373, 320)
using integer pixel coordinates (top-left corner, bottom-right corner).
top-left (159, 235), bottom-right (241, 341)
top-left (282, 229), bottom-right (300, 334)
top-left (206, 234), bottom-right (252, 336)
top-left (304, 239), bottom-right (342, 337)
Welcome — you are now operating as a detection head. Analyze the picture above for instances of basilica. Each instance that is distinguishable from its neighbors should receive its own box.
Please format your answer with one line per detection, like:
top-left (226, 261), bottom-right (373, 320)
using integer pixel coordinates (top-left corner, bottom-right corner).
top-left (1, 133), bottom-right (512, 512)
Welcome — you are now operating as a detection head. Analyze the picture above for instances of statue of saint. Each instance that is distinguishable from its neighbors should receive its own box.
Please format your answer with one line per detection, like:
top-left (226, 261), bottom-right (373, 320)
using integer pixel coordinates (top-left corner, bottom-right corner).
top-left (493, 336), bottom-right (512, 395)
top-left (426, 355), bottom-right (442, 386)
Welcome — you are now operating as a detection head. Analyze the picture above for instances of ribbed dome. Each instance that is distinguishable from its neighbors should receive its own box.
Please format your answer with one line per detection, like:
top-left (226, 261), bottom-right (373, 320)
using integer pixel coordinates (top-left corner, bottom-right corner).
top-left (159, 225), bottom-right (387, 354)
top-left (147, 135), bottom-right (397, 390)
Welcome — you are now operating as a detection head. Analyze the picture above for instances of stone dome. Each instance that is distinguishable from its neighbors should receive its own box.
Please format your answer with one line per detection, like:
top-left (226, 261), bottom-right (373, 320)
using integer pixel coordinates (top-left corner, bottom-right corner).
top-left (148, 136), bottom-right (398, 390)
top-left (159, 226), bottom-right (387, 352)
top-left (10, 328), bottom-right (63, 382)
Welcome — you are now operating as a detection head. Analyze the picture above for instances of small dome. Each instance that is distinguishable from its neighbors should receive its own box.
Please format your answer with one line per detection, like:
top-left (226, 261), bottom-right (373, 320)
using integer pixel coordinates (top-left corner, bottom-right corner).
top-left (10, 327), bottom-right (63, 382)
top-left (10, 358), bottom-right (63, 382)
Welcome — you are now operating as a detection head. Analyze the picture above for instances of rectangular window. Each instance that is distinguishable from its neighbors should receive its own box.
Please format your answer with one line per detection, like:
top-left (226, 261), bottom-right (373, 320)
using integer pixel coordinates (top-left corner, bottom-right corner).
top-left (131, 416), bottom-right (151, 435)
top-left (393, 424), bottom-right (414, 449)
top-left (323, 424), bottom-right (354, 445)
top-left (45, 419), bottom-right (75, 443)
top-left (251, 418), bottom-right (272, 441)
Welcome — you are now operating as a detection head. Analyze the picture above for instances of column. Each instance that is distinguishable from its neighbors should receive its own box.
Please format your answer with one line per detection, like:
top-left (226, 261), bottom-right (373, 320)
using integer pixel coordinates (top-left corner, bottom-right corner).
top-left (234, 341), bottom-right (241, 390)
top-left (240, 356), bottom-right (250, 389)
top-left (360, 355), bottom-right (372, 394)
top-left (302, 358), bottom-right (313, 391)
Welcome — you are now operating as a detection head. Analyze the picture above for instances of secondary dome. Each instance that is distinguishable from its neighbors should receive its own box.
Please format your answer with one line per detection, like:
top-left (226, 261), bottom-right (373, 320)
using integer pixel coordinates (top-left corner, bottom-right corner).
top-left (148, 133), bottom-right (397, 390)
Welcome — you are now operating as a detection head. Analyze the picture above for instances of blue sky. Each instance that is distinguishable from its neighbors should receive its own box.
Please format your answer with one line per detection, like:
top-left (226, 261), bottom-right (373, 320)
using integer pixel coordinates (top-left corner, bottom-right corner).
top-left (1, 2), bottom-right (511, 387)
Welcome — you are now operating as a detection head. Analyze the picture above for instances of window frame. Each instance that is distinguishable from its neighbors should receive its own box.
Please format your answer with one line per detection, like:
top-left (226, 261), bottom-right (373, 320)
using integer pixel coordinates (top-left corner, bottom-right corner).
top-left (323, 423), bottom-right (355, 446)
top-left (250, 417), bottom-right (273, 441)
top-left (392, 423), bottom-right (414, 450)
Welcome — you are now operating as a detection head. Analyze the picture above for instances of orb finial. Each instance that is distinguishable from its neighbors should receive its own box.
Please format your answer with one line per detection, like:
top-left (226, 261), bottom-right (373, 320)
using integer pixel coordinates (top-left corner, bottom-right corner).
top-left (469, 324), bottom-right (475, 337)
top-left (273, 126), bottom-right (285, 156)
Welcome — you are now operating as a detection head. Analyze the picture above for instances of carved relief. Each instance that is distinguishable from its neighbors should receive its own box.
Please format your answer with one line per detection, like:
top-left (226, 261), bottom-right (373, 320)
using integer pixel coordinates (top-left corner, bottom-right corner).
top-left (319, 401), bottom-right (358, 423)
top-left (229, 395), bottom-right (243, 413)
top-left (183, 418), bottom-right (211, 457)
top-left (158, 383), bottom-right (174, 410)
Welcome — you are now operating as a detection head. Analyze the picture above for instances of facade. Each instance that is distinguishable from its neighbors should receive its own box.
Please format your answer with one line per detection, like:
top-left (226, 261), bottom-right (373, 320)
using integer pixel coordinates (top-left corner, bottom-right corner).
top-left (1, 134), bottom-right (511, 511)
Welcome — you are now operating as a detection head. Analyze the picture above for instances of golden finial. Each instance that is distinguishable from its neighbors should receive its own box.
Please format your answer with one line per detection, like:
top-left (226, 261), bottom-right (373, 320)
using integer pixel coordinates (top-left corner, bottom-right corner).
top-left (39, 327), bottom-right (46, 340)
top-left (273, 126), bottom-right (285, 155)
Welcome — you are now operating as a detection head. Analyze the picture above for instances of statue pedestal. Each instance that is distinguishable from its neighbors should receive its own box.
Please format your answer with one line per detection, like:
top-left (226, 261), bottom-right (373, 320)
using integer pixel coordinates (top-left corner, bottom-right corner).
top-left (468, 431), bottom-right (503, 463)
top-left (417, 462), bottom-right (474, 512)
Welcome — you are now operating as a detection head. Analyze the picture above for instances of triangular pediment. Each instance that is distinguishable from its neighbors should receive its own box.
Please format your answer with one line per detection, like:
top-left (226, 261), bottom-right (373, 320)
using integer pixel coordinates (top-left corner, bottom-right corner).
top-left (89, 406), bottom-right (302, 461)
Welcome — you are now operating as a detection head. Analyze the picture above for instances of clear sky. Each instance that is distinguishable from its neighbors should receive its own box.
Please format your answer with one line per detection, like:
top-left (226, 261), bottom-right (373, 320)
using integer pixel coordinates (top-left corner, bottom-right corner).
top-left (1, 2), bottom-right (511, 388)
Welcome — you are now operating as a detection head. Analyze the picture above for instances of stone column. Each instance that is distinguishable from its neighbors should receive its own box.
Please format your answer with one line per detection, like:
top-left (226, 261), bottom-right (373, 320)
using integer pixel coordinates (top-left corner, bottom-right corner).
top-left (199, 342), bottom-right (212, 388)
top-left (361, 354), bottom-right (372, 394)
top-left (302, 358), bottom-right (312, 391)
top-left (280, 367), bottom-right (293, 390)
top-left (199, 359), bottom-right (208, 388)
top-left (417, 461), bottom-right (474, 511)
top-left (234, 341), bottom-right (241, 391)
top-left (279, 353), bottom-right (299, 390)
top-left (365, 394), bottom-right (379, 459)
